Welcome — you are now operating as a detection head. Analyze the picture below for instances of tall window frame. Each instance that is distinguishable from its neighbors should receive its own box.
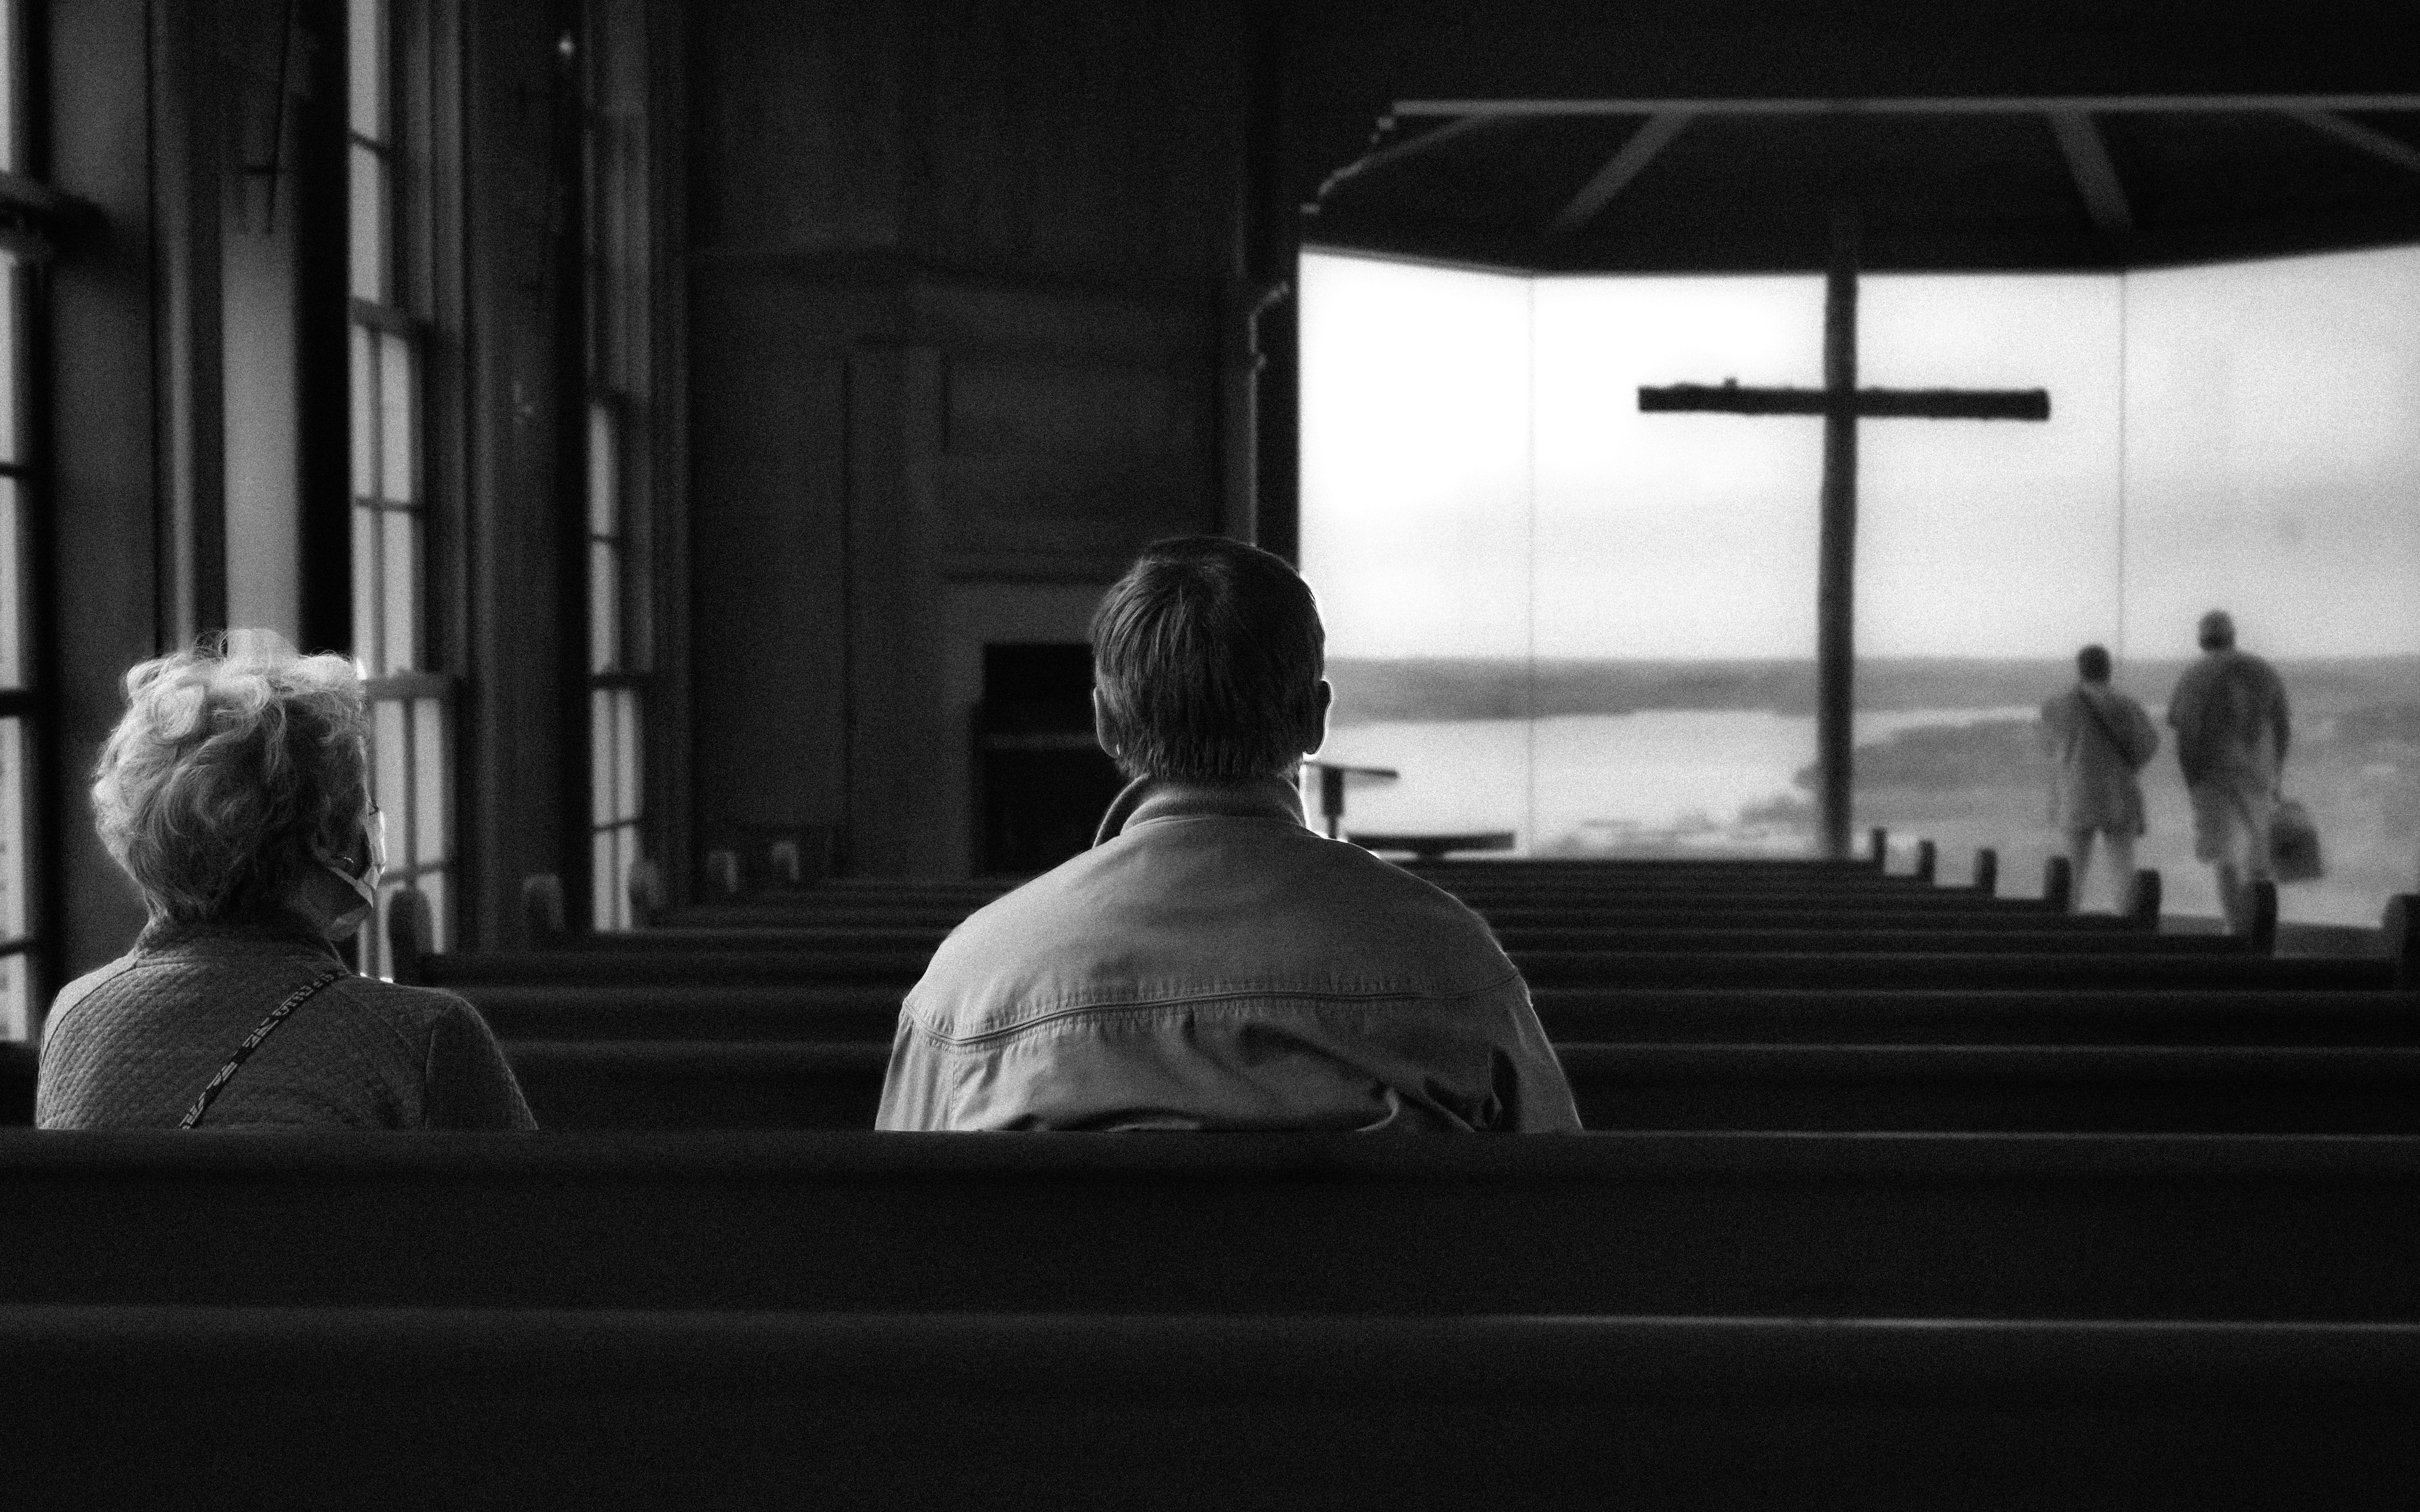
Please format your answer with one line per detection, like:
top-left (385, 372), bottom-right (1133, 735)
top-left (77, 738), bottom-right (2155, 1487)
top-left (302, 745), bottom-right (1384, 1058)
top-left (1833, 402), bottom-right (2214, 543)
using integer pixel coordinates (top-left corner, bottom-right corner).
top-left (0, 0), bottom-right (68, 1037)
top-left (580, 0), bottom-right (652, 931)
top-left (348, 0), bottom-right (452, 974)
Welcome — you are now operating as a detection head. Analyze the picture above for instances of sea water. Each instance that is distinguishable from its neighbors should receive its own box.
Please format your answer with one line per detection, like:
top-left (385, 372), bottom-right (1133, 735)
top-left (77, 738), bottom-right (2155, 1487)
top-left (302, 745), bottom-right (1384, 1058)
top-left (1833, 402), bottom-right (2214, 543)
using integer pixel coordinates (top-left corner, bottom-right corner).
top-left (1314, 707), bottom-right (2034, 852)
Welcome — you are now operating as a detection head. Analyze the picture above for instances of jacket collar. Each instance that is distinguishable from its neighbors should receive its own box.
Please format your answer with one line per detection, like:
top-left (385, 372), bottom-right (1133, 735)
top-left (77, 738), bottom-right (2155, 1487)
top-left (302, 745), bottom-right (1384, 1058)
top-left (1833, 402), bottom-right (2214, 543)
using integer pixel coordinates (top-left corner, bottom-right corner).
top-left (1092, 773), bottom-right (1308, 847)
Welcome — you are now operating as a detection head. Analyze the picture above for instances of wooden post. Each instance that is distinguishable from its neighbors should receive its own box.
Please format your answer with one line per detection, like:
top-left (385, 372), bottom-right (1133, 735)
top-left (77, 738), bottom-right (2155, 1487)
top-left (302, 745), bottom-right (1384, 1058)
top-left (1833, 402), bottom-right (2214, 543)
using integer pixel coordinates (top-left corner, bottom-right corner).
top-left (1972, 847), bottom-right (1998, 896)
top-left (2042, 854), bottom-right (2073, 913)
top-left (385, 886), bottom-right (432, 987)
top-left (1867, 826), bottom-right (1887, 868)
top-left (2385, 894), bottom-right (2418, 992)
top-left (2247, 879), bottom-right (2279, 956)
top-left (520, 874), bottom-right (567, 946)
top-left (2128, 868), bottom-right (2162, 930)
top-left (1816, 209), bottom-right (1860, 860)
top-left (1914, 839), bottom-right (1937, 884)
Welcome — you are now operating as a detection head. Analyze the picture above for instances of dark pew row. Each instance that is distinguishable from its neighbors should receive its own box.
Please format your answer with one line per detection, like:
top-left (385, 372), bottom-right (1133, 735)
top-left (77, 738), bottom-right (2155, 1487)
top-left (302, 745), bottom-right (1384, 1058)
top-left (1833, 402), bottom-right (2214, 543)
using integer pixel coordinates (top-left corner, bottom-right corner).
top-left (477, 1039), bottom-right (2420, 1134)
top-left (7, 1128), bottom-right (2413, 1504)
top-left (415, 984), bottom-right (2420, 1046)
top-left (401, 939), bottom-right (2396, 993)
top-left (510, 923), bottom-right (2194, 962)
top-left (6, 1305), bottom-right (2413, 1509)
top-left (6, 1131), bottom-right (2417, 1319)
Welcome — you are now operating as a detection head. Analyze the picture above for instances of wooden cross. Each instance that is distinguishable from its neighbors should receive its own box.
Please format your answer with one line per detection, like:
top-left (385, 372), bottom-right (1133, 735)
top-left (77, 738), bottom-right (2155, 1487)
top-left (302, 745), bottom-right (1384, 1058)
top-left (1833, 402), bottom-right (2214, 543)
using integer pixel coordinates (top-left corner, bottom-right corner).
top-left (1638, 213), bottom-right (2051, 859)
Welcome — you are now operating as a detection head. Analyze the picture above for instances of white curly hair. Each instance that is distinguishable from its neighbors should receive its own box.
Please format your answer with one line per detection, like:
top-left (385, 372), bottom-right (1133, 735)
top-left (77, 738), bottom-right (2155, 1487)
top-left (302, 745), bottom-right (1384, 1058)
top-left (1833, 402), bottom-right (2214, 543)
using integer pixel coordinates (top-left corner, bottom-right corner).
top-left (91, 631), bottom-right (371, 925)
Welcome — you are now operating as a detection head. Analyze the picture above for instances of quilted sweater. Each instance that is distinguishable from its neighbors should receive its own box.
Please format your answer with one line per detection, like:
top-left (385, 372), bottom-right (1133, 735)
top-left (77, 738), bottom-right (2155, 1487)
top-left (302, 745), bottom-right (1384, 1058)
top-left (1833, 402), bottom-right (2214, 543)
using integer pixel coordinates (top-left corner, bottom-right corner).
top-left (36, 915), bottom-right (536, 1130)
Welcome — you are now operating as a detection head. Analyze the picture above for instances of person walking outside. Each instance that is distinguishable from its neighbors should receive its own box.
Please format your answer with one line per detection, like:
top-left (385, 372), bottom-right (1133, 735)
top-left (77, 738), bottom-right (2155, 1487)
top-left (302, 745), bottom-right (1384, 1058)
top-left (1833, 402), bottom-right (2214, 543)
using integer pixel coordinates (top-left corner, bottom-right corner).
top-left (2040, 643), bottom-right (2159, 914)
top-left (2167, 609), bottom-right (2292, 935)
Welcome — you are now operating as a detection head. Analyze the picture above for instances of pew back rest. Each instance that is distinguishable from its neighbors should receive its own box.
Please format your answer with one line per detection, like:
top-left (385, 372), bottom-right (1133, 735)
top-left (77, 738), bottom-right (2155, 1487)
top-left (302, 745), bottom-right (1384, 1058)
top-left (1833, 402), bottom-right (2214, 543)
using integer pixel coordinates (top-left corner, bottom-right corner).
top-left (4, 1130), bottom-right (2420, 1321)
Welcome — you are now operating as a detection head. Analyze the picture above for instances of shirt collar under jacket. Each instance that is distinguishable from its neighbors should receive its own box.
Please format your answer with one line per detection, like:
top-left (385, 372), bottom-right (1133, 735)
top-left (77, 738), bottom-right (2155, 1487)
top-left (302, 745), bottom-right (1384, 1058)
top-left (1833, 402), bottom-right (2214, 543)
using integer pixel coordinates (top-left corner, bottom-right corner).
top-left (1091, 773), bottom-right (1308, 847)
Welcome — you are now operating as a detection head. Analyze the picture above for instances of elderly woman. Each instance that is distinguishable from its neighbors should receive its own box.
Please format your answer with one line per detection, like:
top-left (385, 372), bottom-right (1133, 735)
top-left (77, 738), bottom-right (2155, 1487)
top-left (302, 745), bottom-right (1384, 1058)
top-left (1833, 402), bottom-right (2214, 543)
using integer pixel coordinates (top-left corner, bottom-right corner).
top-left (36, 636), bottom-right (535, 1129)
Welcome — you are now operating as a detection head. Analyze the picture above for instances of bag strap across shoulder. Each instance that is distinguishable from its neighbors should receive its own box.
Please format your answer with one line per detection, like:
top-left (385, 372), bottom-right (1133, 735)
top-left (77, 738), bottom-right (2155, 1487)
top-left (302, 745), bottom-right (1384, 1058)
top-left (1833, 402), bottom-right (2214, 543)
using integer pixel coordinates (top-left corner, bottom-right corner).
top-left (2075, 690), bottom-right (2140, 770)
top-left (180, 967), bottom-right (349, 1129)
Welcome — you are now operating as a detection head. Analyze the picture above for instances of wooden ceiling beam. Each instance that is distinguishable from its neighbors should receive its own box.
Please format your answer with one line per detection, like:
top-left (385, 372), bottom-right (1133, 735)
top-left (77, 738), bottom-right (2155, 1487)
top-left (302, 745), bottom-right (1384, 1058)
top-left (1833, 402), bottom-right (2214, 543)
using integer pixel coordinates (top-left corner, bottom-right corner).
top-left (2047, 112), bottom-right (2133, 236)
top-left (1397, 95), bottom-right (2420, 118)
top-left (2285, 109), bottom-right (2420, 174)
top-left (1545, 112), bottom-right (1693, 238)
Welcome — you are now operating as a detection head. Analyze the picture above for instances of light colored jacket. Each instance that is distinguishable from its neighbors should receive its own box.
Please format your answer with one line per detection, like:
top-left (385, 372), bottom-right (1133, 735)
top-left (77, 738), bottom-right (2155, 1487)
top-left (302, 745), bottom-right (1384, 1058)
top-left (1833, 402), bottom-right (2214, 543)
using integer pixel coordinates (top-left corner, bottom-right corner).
top-left (877, 775), bottom-right (1581, 1132)
top-left (2040, 683), bottom-right (2159, 835)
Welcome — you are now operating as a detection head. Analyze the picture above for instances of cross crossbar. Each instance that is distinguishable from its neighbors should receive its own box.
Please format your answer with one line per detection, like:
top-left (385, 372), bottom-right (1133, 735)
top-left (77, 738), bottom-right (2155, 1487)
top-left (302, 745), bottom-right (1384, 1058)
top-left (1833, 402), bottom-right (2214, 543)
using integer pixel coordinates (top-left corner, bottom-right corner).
top-left (1640, 382), bottom-right (2050, 420)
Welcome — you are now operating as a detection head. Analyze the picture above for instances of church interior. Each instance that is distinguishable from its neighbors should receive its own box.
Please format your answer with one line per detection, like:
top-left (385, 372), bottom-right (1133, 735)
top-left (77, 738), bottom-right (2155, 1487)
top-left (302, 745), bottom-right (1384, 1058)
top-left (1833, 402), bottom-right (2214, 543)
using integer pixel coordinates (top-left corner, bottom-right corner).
top-left (3, 0), bottom-right (2420, 1503)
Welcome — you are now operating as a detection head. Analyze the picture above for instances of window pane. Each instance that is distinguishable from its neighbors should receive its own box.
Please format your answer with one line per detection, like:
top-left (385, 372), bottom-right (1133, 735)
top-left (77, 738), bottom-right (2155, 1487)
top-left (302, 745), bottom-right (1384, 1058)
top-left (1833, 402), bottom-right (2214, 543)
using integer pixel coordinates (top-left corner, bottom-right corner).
top-left (373, 698), bottom-right (408, 849)
top-left (590, 687), bottom-right (614, 826)
top-left (0, 0), bottom-right (16, 173)
top-left (1300, 253), bottom-right (1538, 847)
top-left (413, 697), bottom-right (445, 864)
top-left (416, 869), bottom-right (447, 954)
top-left (1852, 275), bottom-right (2126, 900)
top-left (588, 404), bottom-right (618, 537)
top-left (381, 509), bottom-right (417, 672)
top-left (0, 254), bottom-right (19, 464)
top-left (348, 144), bottom-right (388, 304)
top-left (0, 717), bottom-right (23, 943)
top-left (379, 334), bottom-right (413, 503)
top-left (2122, 248), bottom-right (2420, 928)
top-left (618, 826), bottom-right (639, 929)
top-left (347, 0), bottom-right (387, 142)
top-left (589, 540), bottom-right (619, 673)
top-left (614, 689), bottom-right (641, 822)
top-left (350, 324), bottom-right (376, 498)
top-left (592, 828), bottom-right (616, 931)
top-left (0, 952), bottom-right (24, 1042)
top-left (368, 878), bottom-right (402, 980)
top-left (0, 477), bottom-right (21, 689)
top-left (351, 503), bottom-right (380, 670)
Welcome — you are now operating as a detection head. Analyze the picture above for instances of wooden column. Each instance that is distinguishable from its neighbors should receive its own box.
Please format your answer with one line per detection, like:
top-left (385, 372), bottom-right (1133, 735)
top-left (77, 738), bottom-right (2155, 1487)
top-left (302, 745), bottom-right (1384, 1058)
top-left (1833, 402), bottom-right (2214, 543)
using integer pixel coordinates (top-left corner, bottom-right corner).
top-left (1816, 209), bottom-right (1859, 860)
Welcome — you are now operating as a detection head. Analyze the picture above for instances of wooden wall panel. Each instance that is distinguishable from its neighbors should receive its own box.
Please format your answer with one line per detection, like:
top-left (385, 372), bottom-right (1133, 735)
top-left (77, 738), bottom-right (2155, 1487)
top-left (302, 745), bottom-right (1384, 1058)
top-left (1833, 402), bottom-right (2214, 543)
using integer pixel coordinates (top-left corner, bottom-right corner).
top-left (685, 273), bottom-right (855, 842)
top-left (683, 0), bottom-right (1252, 879)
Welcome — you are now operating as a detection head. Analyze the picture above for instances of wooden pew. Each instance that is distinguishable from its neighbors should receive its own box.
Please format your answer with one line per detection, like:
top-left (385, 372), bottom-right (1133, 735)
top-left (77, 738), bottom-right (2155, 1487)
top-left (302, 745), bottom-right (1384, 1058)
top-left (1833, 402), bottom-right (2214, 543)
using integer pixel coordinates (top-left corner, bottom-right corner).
top-left (4, 1304), bottom-right (2413, 1510)
top-left (486, 1039), bottom-right (2420, 1134)
top-left (415, 983), bottom-right (2420, 1046)
top-left (403, 943), bottom-right (2394, 993)
top-left (5, 1130), bottom-right (2414, 1503)
top-left (5, 1131), bottom-right (2416, 1320)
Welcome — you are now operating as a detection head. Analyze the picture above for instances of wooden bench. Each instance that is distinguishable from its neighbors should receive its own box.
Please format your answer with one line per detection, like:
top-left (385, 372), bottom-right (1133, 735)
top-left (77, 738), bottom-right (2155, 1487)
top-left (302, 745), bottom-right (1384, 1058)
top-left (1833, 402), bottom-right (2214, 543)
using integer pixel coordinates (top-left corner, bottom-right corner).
top-left (487, 1039), bottom-right (2420, 1134)
top-left (421, 984), bottom-right (2420, 1047)
top-left (4, 1131), bottom-right (2416, 1319)
top-left (3, 1130), bottom-right (2413, 1503)
top-left (3, 1305), bottom-right (2413, 1509)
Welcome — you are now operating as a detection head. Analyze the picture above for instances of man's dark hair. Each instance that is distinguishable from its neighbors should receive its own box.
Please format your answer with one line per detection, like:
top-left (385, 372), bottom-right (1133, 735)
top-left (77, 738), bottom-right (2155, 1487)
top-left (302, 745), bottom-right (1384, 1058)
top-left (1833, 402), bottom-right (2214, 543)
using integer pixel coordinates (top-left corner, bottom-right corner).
top-left (2198, 609), bottom-right (2236, 651)
top-left (1090, 536), bottom-right (1325, 781)
top-left (2076, 644), bottom-right (2112, 683)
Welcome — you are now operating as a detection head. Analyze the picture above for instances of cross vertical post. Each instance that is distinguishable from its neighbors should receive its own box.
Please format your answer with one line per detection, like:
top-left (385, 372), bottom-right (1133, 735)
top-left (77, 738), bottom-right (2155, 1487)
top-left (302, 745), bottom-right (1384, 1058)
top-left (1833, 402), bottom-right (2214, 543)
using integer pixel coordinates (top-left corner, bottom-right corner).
top-left (1637, 219), bottom-right (2049, 864)
top-left (1816, 210), bottom-right (1859, 859)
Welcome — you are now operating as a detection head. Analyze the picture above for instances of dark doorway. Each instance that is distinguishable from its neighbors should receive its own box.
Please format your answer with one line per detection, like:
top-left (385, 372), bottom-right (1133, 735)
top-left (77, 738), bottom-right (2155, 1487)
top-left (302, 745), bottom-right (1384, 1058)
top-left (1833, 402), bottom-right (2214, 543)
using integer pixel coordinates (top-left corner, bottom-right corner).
top-left (975, 644), bottom-right (1125, 876)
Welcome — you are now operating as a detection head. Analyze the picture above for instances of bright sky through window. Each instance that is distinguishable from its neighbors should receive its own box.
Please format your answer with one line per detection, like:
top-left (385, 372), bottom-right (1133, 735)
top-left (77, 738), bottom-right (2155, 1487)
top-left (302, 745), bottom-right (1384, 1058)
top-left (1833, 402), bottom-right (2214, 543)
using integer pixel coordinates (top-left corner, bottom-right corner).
top-left (1302, 245), bottom-right (2420, 664)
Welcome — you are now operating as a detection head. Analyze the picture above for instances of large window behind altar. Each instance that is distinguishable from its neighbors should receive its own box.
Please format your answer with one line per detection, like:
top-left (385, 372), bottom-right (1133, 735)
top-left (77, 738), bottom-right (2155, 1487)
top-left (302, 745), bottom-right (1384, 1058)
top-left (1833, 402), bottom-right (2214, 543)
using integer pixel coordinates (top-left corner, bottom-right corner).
top-left (1300, 246), bottom-right (2420, 928)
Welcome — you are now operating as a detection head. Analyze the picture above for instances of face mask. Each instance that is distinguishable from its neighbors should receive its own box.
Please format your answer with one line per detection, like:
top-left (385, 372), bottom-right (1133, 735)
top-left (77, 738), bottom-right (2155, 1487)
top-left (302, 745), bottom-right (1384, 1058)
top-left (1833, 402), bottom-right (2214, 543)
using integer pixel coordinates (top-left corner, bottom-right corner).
top-left (314, 808), bottom-right (386, 932)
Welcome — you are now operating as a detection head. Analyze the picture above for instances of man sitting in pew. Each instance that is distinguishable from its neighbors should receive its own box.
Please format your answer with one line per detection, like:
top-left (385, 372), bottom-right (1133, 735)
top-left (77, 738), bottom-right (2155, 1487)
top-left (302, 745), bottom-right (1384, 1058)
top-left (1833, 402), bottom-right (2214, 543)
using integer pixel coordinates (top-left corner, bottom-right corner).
top-left (878, 538), bottom-right (1580, 1132)
top-left (37, 635), bottom-right (535, 1130)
